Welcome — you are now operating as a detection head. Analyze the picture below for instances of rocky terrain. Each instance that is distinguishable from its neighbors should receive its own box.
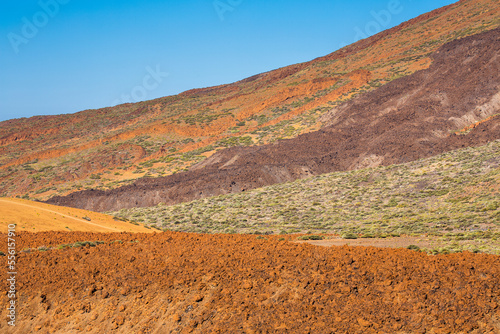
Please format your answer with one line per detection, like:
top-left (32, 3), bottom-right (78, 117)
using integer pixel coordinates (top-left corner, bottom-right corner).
top-left (48, 27), bottom-right (500, 212)
top-left (1, 2), bottom-right (500, 333)
top-left (1, 232), bottom-right (499, 333)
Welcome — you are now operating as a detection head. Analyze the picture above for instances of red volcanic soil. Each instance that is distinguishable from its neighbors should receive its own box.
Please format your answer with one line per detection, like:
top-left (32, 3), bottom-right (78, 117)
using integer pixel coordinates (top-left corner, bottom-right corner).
top-left (1, 232), bottom-right (499, 333)
top-left (48, 27), bottom-right (500, 212)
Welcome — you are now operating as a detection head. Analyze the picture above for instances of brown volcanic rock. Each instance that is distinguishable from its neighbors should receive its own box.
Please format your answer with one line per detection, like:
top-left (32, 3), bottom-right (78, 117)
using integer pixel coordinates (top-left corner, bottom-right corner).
top-left (47, 28), bottom-right (500, 212)
top-left (1, 0), bottom-right (498, 200)
top-left (1, 232), bottom-right (499, 333)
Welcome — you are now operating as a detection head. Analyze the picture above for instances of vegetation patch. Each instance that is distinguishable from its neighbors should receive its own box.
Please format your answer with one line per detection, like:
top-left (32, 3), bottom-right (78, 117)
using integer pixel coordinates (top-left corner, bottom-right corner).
top-left (112, 140), bottom-right (500, 254)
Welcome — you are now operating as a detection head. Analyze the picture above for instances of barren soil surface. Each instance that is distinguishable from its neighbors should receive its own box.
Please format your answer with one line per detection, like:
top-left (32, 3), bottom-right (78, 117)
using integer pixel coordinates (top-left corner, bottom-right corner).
top-left (298, 236), bottom-right (435, 249)
top-left (1, 232), bottom-right (499, 333)
top-left (0, 198), bottom-right (153, 233)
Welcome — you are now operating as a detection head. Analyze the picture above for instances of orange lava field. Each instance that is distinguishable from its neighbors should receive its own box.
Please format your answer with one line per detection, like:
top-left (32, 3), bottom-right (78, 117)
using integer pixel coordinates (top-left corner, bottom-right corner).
top-left (1, 232), bottom-right (499, 333)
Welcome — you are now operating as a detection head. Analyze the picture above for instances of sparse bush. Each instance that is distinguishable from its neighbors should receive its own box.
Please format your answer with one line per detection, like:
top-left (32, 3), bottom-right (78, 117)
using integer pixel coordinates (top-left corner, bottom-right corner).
top-left (385, 198), bottom-right (399, 207)
top-left (109, 141), bottom-right (500, 254)
top-left (407, 244), bottom-right (420, 251)
top-left (298, 235), bottom-right (324, 240)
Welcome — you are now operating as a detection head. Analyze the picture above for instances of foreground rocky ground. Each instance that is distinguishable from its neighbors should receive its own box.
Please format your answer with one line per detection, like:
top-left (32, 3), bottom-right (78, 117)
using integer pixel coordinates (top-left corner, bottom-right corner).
top-left (1, 232), bottom-right (499, 333)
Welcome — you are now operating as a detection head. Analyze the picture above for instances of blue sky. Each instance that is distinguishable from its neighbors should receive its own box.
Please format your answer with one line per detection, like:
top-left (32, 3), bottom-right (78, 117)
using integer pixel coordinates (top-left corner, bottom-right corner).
top-left (0, 0), bottom-right (456, 122)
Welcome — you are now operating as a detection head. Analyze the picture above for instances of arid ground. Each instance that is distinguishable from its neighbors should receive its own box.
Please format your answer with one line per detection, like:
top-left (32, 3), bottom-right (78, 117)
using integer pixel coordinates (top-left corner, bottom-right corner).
top-left (1, 1), bottom-right (499, 333)
top-left (1, 232), bottom-right (499, 333)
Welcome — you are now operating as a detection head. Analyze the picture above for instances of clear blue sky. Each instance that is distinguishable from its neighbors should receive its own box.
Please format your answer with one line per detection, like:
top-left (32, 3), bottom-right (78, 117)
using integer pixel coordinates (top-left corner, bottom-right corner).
top-left (0, 0), bottom-right (456, 122)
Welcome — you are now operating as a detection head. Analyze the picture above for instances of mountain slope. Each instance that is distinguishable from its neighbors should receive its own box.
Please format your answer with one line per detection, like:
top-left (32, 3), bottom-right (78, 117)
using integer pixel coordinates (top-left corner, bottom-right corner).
top-left (1, 0), bottom-right (499, 201)
top-left (111, 139), bottom-right (500, 254)
top-left (48, 27), bottom-right (500, 212)
top-left (0, 198), bottom-right (154, 233)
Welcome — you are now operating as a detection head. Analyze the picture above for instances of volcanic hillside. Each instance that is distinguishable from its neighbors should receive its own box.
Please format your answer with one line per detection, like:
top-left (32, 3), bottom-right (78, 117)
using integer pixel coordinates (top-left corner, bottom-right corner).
top-left (1, 0), bottom-right (499, 202)
top-left (48, 26), bottom-right (500, 212)
top-left (0, 198), bottom-right (154, 233)
top-left (111, 140), bottom-right (500, 255)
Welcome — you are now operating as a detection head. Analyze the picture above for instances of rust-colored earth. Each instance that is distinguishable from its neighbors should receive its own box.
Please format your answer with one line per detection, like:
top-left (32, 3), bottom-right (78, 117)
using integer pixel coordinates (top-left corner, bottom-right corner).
top-left (1, 231), bottom-right (499, 333)
top-left (0, 198), bottom-right (154, 233)
top-left (1, 3), bottom-right (500, 334)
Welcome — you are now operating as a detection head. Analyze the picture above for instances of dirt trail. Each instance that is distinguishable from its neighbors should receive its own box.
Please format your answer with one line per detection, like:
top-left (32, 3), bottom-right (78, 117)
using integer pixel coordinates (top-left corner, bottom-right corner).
top-left (298, 236), bottom-right (435, 249)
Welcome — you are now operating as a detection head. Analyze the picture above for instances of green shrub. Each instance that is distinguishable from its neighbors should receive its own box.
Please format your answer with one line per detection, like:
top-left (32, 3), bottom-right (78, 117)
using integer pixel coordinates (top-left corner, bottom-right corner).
top-left (407, 244), bottom-right (420, 251)
top-left (385, 198), bottom-right (399, 207)
top-left (341, 233), bottom-right (358, 239)
top-left (298, 235), bottom-right (324, 240)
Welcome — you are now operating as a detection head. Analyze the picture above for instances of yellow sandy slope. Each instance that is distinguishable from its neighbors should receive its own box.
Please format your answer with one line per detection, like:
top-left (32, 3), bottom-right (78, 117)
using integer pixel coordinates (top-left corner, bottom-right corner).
top-left (0, 198), bottom-right (155, 233)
